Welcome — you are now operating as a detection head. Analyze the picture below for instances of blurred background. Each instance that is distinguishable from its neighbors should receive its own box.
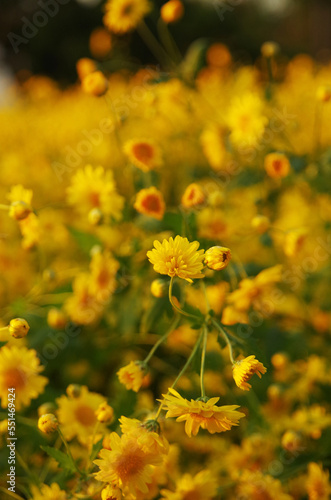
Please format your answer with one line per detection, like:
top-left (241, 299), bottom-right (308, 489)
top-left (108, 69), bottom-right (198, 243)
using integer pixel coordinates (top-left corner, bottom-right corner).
top-left (1, 0), bottom-right (331, 88)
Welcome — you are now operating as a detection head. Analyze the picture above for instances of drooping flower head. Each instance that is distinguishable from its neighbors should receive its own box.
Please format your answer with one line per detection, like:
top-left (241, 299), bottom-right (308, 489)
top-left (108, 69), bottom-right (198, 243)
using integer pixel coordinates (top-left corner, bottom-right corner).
top-left (147, 236), bottom-right (205, 283)
top-left (233, 355), bottom-right (267, 391)
top-left (161, 388), bottom-right (245, 437)
top-left (117, 361), bottom-right (147, 392)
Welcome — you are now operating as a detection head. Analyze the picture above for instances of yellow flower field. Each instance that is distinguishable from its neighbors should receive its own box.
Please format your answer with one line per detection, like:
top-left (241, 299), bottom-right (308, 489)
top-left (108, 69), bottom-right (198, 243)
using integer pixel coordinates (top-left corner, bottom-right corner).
top-left (1, 0), bottom-right (331, 499)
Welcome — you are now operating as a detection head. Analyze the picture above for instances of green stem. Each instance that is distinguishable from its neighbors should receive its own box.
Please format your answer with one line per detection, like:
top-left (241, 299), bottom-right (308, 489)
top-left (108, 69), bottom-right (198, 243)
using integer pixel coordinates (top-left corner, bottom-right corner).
top-left (0, 487), bottom-right (25, 500)
top-left (144, 316), bottom-right (180, 364)
top-left (155, 329), bottom-right (204, 420)
top-left (57, 427), bottom-right (86, 478)
top-left (137, 20), bottom-right (174, 69)
top-left (201, 280), bottom-right (211, 312)
top-left (168, 276), bottom-right (200, 320)
top-left (16, 451), bottom-right (40, 487)
top-left (157, 18), bottom-right (182, 64)
top-left (212, 319), bottom-right (235, 364)
top-left (200, 324), bottom-right (208, 398)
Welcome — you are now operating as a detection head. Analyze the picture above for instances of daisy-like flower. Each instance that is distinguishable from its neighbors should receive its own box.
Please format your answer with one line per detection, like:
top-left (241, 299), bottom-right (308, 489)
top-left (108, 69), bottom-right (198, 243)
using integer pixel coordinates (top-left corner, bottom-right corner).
top-left (147, 236), bottom-right (205, 283)
top-left (56, 386), bottom-right (107, 445)
top-left (94, 432), bottom-right (162, 496)
top-left (31, 482), bottom-right (68, 500)
top-left (134, 187), bottom-right (166, 220)
top-left (123, 139), bottom-right (162, 172)
top-left (103, 0), bottom-right (151, 34)
top-left (161, 470), bottom-right (218, 500)
top-left (64, 273), bottom-right (104, 325)
top-left (0, 346), bottom-right (48, 410)
top-left (232, 355), bottom-right (267, 391)
top-left (89, 249), bottom-right (120, 301)
top-left (66, 165), bottom-right (124, 219)
top-left (161, 388), bottom-right (245, 437)
top-left (117, 361), bottom-right (147, 392)
top-left (227, 92), bottom-right (268, 148)
top-left (119, 416), bottom-right (169, 456)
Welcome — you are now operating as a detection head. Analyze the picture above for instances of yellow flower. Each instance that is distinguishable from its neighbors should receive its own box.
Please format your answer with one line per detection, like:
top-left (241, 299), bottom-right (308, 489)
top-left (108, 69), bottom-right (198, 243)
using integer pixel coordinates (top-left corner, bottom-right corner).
top-left (31, 483), bottom-right (67, 500)
top-left (96, 402), bottom-right (114, 423)
top-left (150, 279), bottom-right (168, 298)
top-left (119, 416), bottom-right (169, 456)
top-left (134, 187), bottom-right (166, 220)
top-left (306, 462), bottom-right (331, 500)
top-left (233, 355), bottom-right (267, 391)
top-left (227, 92), bottom-right (268, 147)
top-left (7, 184), bottom-right (33, 206)
top-left (89, 27), bottom-right (112, 58)
top-left (0, 346), bottom-right (48, 410)
top-left (47, 308), bottom-right (67, 330)
top-left (64, 273), bottom-right (103, 325)
top-left (261, 41), bottom-right (280, 58)
top-left (284, 228), bottom-right (307, 257)
top-left (117, 361), bottom-right (147, 392)
top-left (161, 470), bottom-right (218, 500)
top-left (147, 236), bottom-right (205, 283)
top-left (123, 139), bottom-right (162, 172)
top-left (94, 432), bottom-right (162, 496)
top-left (56, 386), bottom-right (106, 445)
top-left (76, 57), bottom-right (97, 80)
top-left (8, 318), bottom-right (30, 339)
top-left (206, 43), bottom-right (232, 67)
top-left (67, 165), bottom-right (124, 219)
top-left (103, 0), bottom-right (151, 34)
top-left (38, 414), bottom-right (58, 434)
top-left (101, 484), bottom-right (122, 500)
top-left (82, 71), bottom-right (108, 97)
top-left (200, 124), bottom-right (226, 170)
top-left (89, 250), bottom-right (119, 300)
top-left (181, 183), bottom-right (205, 208)
top-left (316, 85), bottom-right (331, 103)
top-left (161, 0), bottom-right (184, 24)
top-left (251, 214), bottom-right (270, 233)
top-left (264, 152), bottom-right (291, 178)
top-left (161, 388), bottom-right (245, 437)
top-left (204, 246), bottom-right (231, 271)
top-left (237, 470), bottom-right (293, 500)
top-left (9, 201), bottom-right (32, 221)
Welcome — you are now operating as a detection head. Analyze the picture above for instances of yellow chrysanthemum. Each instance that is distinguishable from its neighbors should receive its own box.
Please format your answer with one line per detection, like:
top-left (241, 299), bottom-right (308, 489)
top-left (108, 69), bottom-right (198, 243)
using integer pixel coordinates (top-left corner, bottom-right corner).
top-left (161, 470), bottom-right (218, 500)
top-left (123, 139), bottom-right (162, 172)
top-left (66, 165), bottom-right (124, 219)
top-left (103, 0), bottom-right (151, 34)
top-left (64, 273), bottom-right (104, 325)
top-left (233, 355), bottom-right (267, 391)
top-left (306, 462), bottom-right (331, 500)
top-left (56, 386), bottom-right (106, 445)
top-left (7, 184), bottom-right (33, 205)
top-left (89, 249), bottom-right (119, 300)
top-left (227, 92), bottom-right (268, 147)
top-left (161, 388), bottom-right (245, 437)
top-left (237, 470), bottom-right (293, 500)
top-left (94, 432), bottom-right (162, 496)
top-left (147, 236), bottom-right (205, 283)
top-left (134, 187), bottom-right (166, 220)
top-left (0, 346), bottom-right (48, 410)
top-left (31, 482), bottom-right (67, 500)
top-left (117, 361), bottom-right (147, 392)
top-left (119, 416), bottom-right (169, 456)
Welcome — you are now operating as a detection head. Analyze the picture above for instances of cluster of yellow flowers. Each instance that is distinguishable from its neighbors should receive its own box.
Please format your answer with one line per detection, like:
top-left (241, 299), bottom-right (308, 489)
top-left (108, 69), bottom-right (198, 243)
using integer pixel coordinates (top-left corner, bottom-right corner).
top-left (0, 0), bottom-right (331, 499)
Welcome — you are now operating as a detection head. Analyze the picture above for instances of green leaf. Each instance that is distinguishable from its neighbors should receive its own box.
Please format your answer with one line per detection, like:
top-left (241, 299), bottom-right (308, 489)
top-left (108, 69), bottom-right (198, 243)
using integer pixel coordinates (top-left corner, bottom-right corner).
top-left (40, 445), bottom-right (76, 473)
top-left (90, 438), bottom-right (103, 462)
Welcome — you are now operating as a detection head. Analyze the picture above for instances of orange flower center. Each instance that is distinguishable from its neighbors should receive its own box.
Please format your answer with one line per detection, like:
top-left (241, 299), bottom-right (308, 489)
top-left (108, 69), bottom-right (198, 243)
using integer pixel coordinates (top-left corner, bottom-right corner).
top-left (75, 405), bottom-right (97, 426)
top-left (182, 491), bottom-right (203, 500)
top-left (121, 1), bottom-right (134, 16)
top-left (141, 194), bottom-right (161, 212)
top-left (272, 159), bottom-right (282, 172)
top-left (116, 451), bottom-right (145, 481)
top-left (89, 191), bottom-right (100, 207)
top-left (4, 368), bottom-right (26, 390)
top-left (132, 143), bottom-right (154, 164)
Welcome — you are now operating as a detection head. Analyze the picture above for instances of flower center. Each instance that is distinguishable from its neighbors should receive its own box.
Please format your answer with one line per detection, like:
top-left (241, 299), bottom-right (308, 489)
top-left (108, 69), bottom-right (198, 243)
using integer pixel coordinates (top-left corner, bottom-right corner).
top-left (75, 405), bottom-right (97, 426)
top-left (89, 191), bottom-right (100, 207)
top-left (141, 194), bottom-right (161, 212)
top-left (4, 368), bottom-right (26, 390)
top-left (116, 451), bottom-right (145, 481)
top-left (132, 143), bottom-right (154, 164)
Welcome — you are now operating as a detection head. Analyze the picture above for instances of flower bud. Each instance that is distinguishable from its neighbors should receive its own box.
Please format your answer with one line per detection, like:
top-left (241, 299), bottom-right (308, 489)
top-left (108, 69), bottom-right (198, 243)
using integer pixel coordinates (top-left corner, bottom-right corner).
top-left (76, 57), bottom-right (97, 81)
top-left (47, 308), bottom-right (67, 330)
top-left (95, 402), bottom-right (114, 423)
top-left (8, 318), bottom-right (30, 339)
top-left (264, 152), bottom-right (290, 178)
top-left (9, 201), bottom-right (32, 221)
top-left (281, 430), bottom-right (302, 452)
top-left (66, 384), bottom-right (82, 398)
top-left (151, 279), bottom-right (168, 298)
top-left (161, 0), bottom-right (184, 23)
top-left (82, 71), bottom-right (108, 97)
top-left (38, 414), bottom-right (58, 434)
top-left (204, 246), bottom-right (231, 271)
top-left (261, 41), bottom-right (279, 58)
top-left (181, 183), bottom-right (205, 208)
